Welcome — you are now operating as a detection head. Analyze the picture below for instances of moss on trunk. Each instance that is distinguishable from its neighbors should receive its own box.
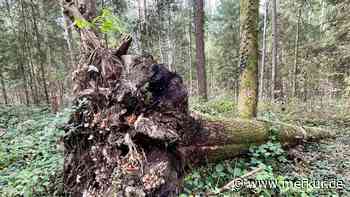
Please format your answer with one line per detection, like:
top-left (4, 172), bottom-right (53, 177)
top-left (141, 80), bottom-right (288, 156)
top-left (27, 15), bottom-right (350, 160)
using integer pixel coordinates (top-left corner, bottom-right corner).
top-left (237, 0), bottom-right (259, 119)
top-left (180, 117), bottom-right (335, 164)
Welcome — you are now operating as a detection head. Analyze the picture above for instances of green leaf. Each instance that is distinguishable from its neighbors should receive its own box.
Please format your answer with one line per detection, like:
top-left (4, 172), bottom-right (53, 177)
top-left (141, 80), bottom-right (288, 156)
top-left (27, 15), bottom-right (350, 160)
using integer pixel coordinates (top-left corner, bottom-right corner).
top-left (233, 167), bottom-right (242, 176)
top-left (75, 18), bottom-right (91, 29)
top-left (215, 164), bottom-right (224, 172)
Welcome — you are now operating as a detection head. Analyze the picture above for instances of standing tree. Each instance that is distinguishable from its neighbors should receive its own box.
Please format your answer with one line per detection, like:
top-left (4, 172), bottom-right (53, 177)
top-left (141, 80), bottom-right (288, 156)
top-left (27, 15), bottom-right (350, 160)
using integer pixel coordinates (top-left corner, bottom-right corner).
top-left (271, 0), bottom-right (277, 100)
top-left (237, 0), bottom-right (259, 119)
top-left (259, 0), bottom-right (269, 100)
top-left (0, 72), bottom-right (8, 105)
top-left (292, 6), bottom-right (302, 98)
top-left (194, 0), bottom-right (208, 100)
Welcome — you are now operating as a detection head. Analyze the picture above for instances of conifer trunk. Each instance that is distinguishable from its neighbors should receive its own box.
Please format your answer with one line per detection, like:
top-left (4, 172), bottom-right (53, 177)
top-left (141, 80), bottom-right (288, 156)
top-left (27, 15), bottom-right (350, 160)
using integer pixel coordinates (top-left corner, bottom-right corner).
top-left (292, 8), bottom-right (301, 98)
top-left (194, 0), bottom-right (208, 101)
top-left (271, 0), bottom-right (277, 100)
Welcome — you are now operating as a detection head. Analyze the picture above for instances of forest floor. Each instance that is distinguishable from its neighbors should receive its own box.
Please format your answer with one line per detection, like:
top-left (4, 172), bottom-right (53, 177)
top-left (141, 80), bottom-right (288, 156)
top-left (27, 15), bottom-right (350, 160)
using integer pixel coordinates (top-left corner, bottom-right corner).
top-left (0, 97), bottom-right (349, 196)
top-left (184, 97), bottom-right (350, 196)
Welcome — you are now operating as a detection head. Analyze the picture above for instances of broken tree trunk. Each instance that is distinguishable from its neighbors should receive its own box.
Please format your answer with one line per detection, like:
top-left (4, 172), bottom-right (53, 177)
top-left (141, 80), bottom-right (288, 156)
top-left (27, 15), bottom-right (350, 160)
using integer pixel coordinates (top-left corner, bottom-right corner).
top-left (61, 1), bottom-right (334, 196)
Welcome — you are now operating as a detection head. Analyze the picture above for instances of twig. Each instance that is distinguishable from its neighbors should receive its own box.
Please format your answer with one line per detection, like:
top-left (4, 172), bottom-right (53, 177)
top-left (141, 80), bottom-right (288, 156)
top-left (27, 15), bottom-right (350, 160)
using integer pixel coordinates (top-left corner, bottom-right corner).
top-left (207, 166), bottom-right (264, 196)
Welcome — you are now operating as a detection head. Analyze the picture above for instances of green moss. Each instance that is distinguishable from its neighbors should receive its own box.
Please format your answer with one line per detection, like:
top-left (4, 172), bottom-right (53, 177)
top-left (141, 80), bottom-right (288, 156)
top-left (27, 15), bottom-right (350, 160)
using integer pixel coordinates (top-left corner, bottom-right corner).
top-left (237, 0), bottom-right (259, 119)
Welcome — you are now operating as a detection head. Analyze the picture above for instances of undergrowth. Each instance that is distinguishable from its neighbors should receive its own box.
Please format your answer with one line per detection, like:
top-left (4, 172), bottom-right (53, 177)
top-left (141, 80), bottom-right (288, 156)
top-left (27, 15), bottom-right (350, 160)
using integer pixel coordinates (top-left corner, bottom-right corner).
top-left (183, 98), bottom-right (349, 197)
top-left (0, 97), bottom-right (349, 196)
top-left (0, 106), bottom-right (69, 197)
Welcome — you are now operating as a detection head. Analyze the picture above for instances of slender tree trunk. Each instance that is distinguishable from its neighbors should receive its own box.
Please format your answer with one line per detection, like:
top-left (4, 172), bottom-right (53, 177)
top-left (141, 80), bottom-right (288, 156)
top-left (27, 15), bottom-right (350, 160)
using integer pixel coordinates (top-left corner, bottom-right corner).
top-left (16, 88), bottom-right (21, 105)
top-left (15, 0), bottom-right (30, 106)
top-left (237, 0), bottom-right (259, 119)
top-left (43, 2), bottom-right (54, 106)
top-left (0, 73), bottom-right (8, 105)
top-left (19, 43), bottom-right (30, 105)
top-left (167, 3), bottom-right (174, 71)
top-left (24, 34), bottom-right (39, 105)
top-left (61, 2), bottom-right (74, 103)
top-left (29, 0), bottom-right (50, 105)
top-left (21, 3), bottom-right (36, 105)
top-left (143, 0), bottom-right (148, 50)
top-left (271, 0), bottom-right (277, 101)
top-left (194, 0), bottom-right (207, 101)
top-left (156, 0), bottom-right (165, 63)
top-left (62, 14), bottom-right (74, 68)
top-left (137, 0), bottom-right (144, 53)
top-left (187, 0), bottom-right (193, 95)
top-left (259, 0), bottom-right (269, 100)
top-left (292, 8), bottom-right (301, 98)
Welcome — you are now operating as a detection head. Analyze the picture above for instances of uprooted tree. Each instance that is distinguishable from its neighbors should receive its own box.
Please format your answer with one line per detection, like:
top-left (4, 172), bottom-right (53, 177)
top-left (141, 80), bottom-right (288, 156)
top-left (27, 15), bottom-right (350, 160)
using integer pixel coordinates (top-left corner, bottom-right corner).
top-left (62, 1), bottom-right (334, 196)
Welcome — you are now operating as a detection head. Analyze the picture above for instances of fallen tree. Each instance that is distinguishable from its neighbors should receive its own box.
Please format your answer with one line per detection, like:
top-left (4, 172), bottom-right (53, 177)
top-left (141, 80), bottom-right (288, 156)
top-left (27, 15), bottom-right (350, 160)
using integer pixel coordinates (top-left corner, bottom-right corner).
top-left (61, 1), bottom-right (334, 196)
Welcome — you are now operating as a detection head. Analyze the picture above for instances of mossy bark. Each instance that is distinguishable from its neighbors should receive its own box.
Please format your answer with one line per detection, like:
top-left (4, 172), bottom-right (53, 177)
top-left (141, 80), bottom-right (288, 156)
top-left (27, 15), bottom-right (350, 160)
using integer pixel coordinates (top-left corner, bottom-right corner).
top-left (181, 117), bottom-right (335, 164)
top-left (237, 0), bottom-right (259, 119)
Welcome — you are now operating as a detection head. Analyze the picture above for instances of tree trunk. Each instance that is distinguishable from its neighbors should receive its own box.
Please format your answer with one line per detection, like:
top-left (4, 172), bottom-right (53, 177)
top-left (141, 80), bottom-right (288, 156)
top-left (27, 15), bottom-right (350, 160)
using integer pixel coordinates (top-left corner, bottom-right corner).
top-left (61, 1), bottom-right (333, 196)
top-left (167, 2), bottom-right (174, 71)
top-left (26, 44), bottom-right (40, 104)
top-left (187, 0), bottom-right (193, 95)
top-left (0, 73), bottom-right (8, 105)
top-left (181, 117), bottom-right (334, 164)
top-left (259, 0), bottom-right (269, 101)
top-left (237, 0), bottom-right (259, 119)
top-left (17, 0), bottom-right (30, 106)
top-left (62, 5), bottom-right (75, 69)
top-left (29, 0), bottom-right (50, 105)
top-left (21, 0), bottom-right (36, 105)
top-left (194, 0), bottom-right (208, 101)
top-left (18, 42), bottom-right (30, 106)
top-left (292, 8), bottom-right (301, 98)
top-left (271, 0), bottom-right (277, 101)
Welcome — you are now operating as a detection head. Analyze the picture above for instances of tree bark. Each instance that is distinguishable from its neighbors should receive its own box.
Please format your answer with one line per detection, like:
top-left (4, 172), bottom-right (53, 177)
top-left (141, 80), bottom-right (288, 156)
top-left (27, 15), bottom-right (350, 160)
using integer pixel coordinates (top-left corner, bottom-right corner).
top-left (271, 0), bottom-right (277, 101)
top-left (187, 0), bottom-right (193, 95)
top-left (292, 8), bottom-right (301, 98)
top-left (237, 0), bottom-right (259, 119)
top-left (29, 0), bottom-right (50, 105)
top-left (167, 2), bottom-right (174, 71)
top-left (0, 73), bottom-right (8, 105)
top-left (17, 0), bottom-right (30, 106)
top-left (181, 117), bottom-right (334, 164)
top-left (62, 5), bottom-right (75, 69)
top-left (20, 0), bottom-right (36, 105)
top-left (194, 0), bottom-right (208, 101)
top-left (259, 0), bottom-right (269, 101)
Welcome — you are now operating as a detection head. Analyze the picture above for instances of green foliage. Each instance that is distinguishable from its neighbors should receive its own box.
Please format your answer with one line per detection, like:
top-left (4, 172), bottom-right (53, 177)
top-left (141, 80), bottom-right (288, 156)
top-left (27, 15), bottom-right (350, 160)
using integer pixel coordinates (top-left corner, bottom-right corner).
top-left (0, 106), bottom-right (69, 197)
top-left (75, 9), bottom-right (126, 34)
top-left (183, 159), bottom-right (248, 196)
top-left (74, 18), bottom-right (92, 29)
top-left (182, 125), bottom-right (318, 197)
top-left (93, 9), bottom-right (125, 33)
top-left (190, 97), bottom-right (236, 116)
